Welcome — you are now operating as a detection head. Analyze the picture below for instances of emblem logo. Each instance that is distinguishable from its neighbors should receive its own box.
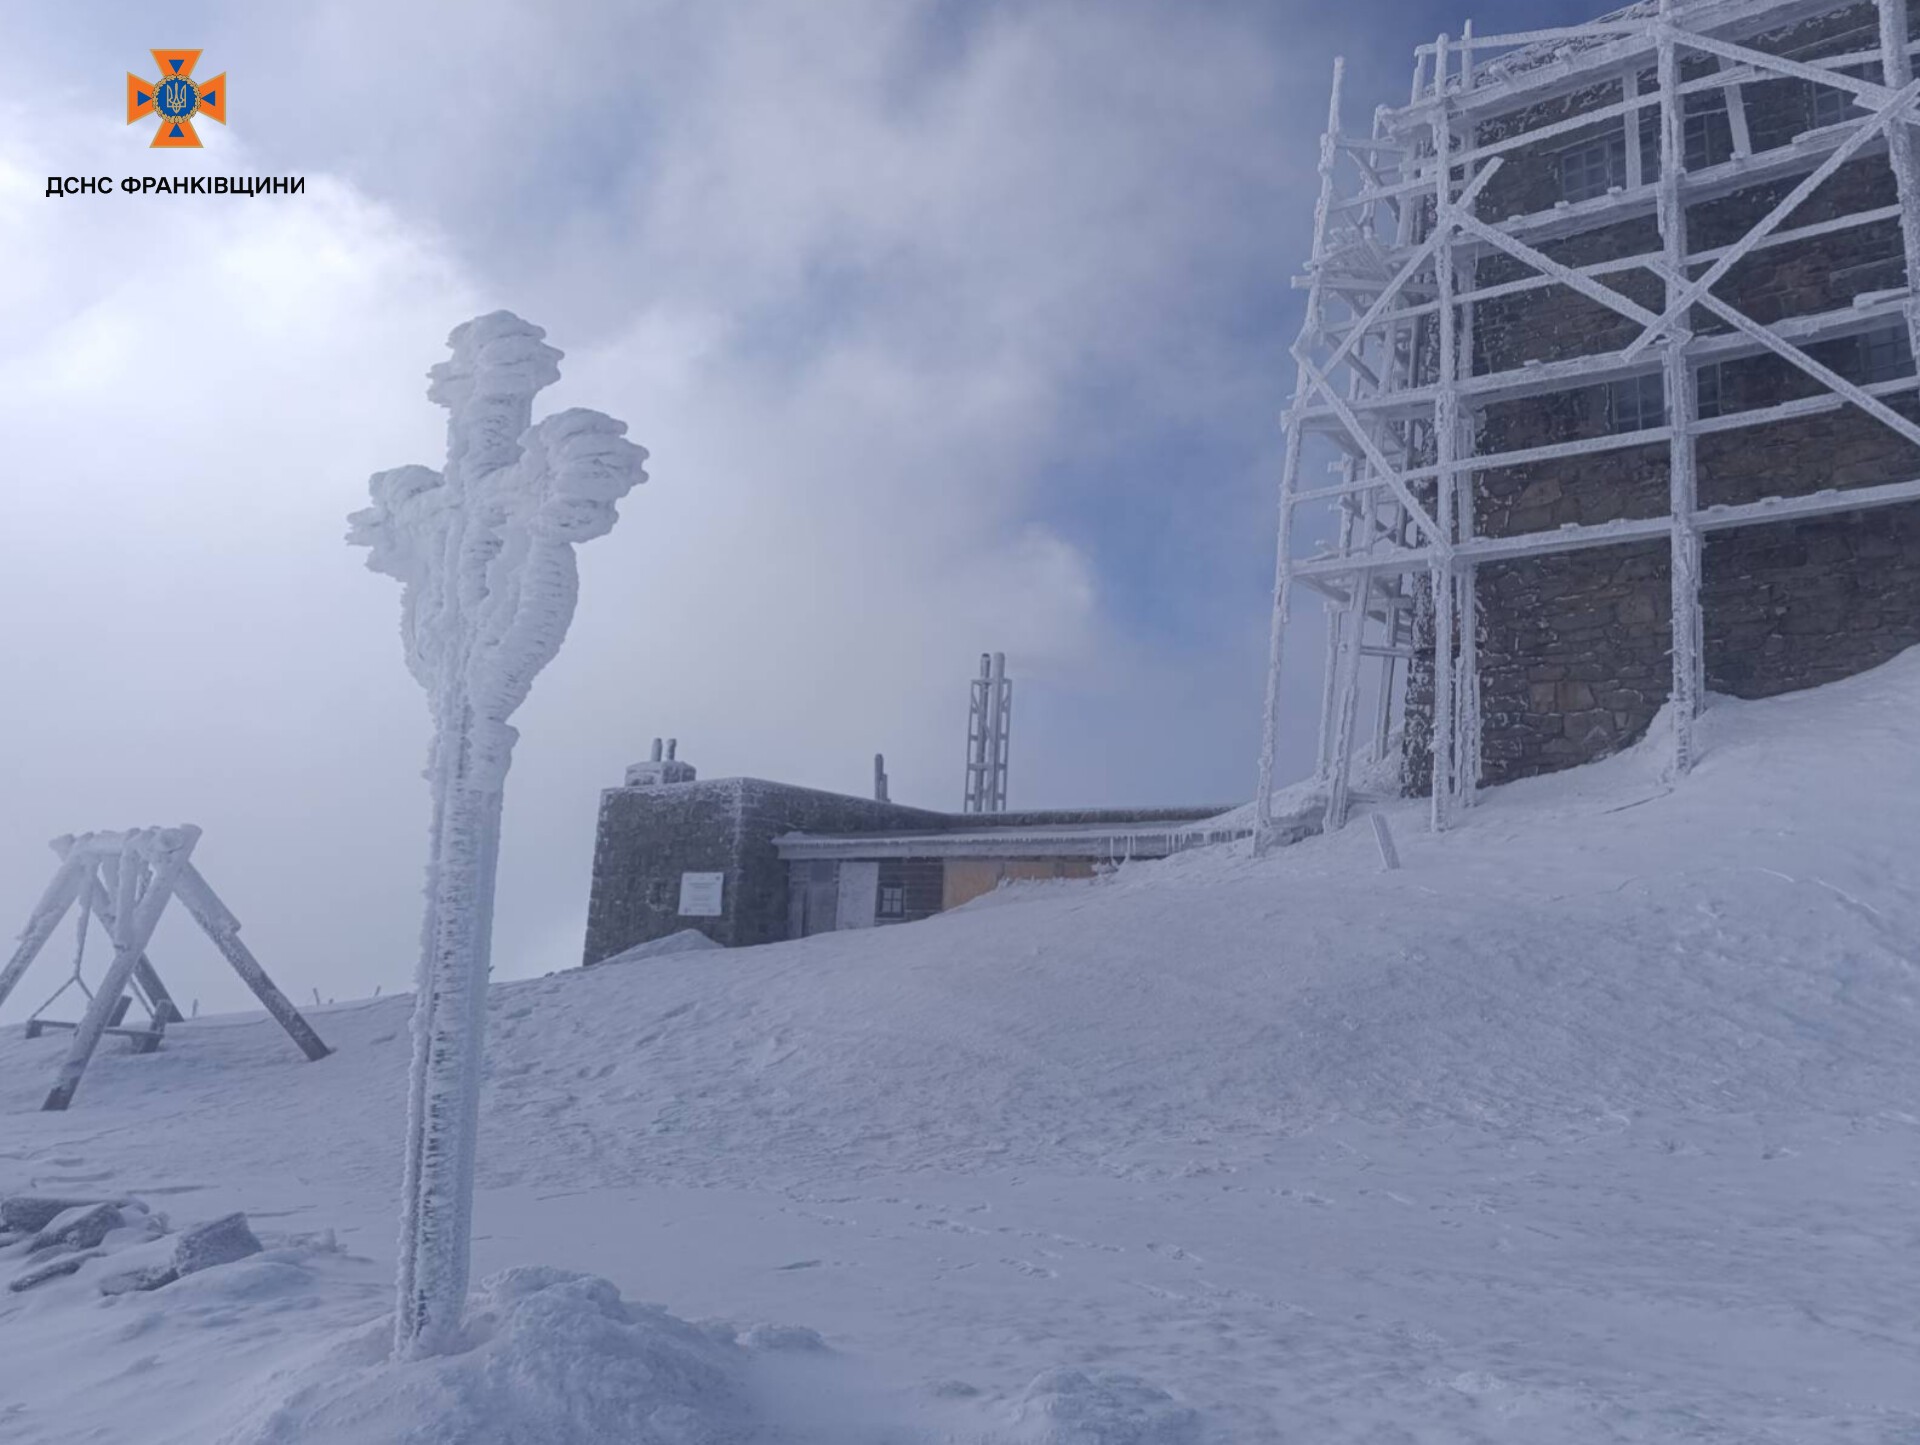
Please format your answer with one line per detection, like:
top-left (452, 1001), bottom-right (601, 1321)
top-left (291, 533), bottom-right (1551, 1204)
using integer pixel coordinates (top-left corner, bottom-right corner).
top-left (127, 50), bottom-right (227, 148)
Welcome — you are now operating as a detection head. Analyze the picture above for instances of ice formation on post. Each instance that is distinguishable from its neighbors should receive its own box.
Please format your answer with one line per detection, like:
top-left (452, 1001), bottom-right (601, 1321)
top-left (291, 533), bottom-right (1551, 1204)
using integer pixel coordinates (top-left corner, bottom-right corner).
top-left (347, 312), bottom-right (648, 1359)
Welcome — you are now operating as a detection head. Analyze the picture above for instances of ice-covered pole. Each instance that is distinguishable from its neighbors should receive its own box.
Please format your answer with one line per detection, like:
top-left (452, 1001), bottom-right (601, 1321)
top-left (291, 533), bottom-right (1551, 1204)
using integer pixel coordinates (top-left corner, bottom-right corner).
top-left (347, 312), bottom-right (648, 1359)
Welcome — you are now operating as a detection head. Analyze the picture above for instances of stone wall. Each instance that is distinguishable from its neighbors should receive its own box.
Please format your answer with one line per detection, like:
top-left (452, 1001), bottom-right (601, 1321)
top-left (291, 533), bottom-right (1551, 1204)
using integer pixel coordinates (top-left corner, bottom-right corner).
top-left (1703, 507), bottom-right (1920, 696)
top-left (1404, 0), bottom-right (1920, 790)
top-left (582, 780), bottom-right (949, 963)
top-left (582, 779), bottom-right (744, 961)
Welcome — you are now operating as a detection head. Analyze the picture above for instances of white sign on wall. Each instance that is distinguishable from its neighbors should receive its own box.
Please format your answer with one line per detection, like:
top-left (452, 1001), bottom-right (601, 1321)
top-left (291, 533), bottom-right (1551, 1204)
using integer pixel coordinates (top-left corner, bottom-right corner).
top-left (678, 871), bottom-right (725, 917)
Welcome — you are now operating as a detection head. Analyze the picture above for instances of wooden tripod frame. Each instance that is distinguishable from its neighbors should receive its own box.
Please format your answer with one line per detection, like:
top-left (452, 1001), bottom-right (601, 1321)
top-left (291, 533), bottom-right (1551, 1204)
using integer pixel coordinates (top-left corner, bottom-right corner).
top-left (0, 826), bottom-right (330, 1110)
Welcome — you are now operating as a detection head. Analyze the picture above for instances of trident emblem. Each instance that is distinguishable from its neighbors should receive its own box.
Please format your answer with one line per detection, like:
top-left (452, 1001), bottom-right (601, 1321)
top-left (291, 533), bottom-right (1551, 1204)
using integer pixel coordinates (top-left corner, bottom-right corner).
top-left (127, 50), bottom-right (227, 148)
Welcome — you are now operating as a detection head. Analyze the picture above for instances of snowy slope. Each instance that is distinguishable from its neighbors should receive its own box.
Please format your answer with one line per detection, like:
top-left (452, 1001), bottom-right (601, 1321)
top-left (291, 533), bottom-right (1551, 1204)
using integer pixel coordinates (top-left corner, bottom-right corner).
top-left (3, 653), bottom-right (1919, 1442)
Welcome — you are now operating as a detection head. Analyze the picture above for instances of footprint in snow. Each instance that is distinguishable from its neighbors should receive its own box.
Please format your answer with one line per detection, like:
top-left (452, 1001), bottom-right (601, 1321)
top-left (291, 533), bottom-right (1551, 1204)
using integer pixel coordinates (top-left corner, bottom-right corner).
top-left (1002, 1257), bottom-right (1057, 1279)
top-left (1145, 1241), bottom-right (1204, 1263)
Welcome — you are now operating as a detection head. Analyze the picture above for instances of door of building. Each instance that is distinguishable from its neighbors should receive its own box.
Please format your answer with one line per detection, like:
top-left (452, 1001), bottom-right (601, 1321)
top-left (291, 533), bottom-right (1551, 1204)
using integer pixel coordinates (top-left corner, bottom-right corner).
top-left (802, 860), bottom-right (838, 937)
top-left (834, 860), bottom-right (879, 930)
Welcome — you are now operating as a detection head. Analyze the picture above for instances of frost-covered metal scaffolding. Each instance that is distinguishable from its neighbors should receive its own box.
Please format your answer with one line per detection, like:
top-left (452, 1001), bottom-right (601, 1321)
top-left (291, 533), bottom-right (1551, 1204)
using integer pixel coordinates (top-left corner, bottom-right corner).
top-left (963, 651), bottom-right (1012, 813)
top-left (1254, 0), bottom-right (1920, 850)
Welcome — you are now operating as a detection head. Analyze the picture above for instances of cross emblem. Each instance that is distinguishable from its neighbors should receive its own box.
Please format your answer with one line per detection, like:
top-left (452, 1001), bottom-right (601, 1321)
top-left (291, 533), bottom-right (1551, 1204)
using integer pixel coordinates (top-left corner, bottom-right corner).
top-left (126, 50), bottom-right (227, 149)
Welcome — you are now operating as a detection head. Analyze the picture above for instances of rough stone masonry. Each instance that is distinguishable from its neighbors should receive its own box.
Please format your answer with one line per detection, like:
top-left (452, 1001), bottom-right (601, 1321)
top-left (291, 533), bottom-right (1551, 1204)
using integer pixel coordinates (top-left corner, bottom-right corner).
top-left (1403, 0), bottom-right (1920, 792)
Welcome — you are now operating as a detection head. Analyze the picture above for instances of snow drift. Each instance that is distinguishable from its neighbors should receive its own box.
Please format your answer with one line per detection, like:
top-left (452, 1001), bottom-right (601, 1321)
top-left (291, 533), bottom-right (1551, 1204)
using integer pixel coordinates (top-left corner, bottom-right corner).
top-left (216, 1267), bottom-right (754, 1445)
top-left (598, 929), bottom-right (726, 967)
top-left (4, 650), bottom-right (1919, 1440)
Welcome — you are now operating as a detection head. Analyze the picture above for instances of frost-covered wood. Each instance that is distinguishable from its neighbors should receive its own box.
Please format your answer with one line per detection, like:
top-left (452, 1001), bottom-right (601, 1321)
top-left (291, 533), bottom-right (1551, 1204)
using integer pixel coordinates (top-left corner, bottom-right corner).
top-left (172, 864), bottom-right (330, 1063)
top-left (1369, 811), bottom-right (1402, 871)
top-left (52, 836), bottom-right (183, 1025)
top-left (42, 827), bottom-right (198, 1112)
top-left (0, 857), bottom-right (89, 1013)
top-left (5, 829), bottom-right (328, 1108)
top-left (349, 311), bottom-right (648, 1360)
top-left (1657, 0), bottom-right (1705, 777)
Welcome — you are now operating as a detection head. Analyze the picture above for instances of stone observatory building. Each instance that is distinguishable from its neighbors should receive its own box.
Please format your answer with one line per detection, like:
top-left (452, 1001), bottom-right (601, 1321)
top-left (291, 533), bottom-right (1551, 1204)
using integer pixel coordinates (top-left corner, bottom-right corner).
top-left (1252, 0), bottom-right (1920, 846)
top-left (580, 741), bottom-right (1243, 962)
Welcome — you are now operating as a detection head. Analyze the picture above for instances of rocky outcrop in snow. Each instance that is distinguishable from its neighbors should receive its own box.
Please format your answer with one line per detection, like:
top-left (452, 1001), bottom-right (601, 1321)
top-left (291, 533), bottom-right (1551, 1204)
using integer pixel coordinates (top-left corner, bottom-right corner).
top-left (1, 1192), bottom-right (259, 1296)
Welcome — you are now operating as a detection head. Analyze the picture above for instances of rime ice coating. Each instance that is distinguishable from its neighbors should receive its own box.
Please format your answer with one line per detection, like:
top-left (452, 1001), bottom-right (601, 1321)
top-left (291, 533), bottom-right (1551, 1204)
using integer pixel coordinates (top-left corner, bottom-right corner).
top-left (348, 312), bottom-right (648, 1358)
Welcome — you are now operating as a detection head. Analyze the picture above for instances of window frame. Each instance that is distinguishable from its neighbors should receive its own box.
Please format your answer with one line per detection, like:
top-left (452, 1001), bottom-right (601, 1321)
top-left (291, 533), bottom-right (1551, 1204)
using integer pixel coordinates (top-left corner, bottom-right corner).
top-left (1681, 89), bottom-right (1733, 172)
top-left (1558, 133), bottom-right (1624, 203)
top-left (1856, 322), bottom-right (1915, 384)
top-left (1811, 81), bottom-right (1852, 128)
top-left (1695, 361), bottom-right (1724, 420)
top-left (1810, 65), bottom-right (1872, 130)
top-left (1637, 109), bottom-right (1661, 183)
top-left (1607, 371), bottom-right (1668, 433)
top-left (1631, 88), bottom-right (1737, 183)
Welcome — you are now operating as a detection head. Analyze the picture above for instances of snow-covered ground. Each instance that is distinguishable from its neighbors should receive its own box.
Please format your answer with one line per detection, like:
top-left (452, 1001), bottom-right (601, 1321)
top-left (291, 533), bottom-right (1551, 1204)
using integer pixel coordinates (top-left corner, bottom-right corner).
top-left (4, 653), bottom-right (1919, 1442)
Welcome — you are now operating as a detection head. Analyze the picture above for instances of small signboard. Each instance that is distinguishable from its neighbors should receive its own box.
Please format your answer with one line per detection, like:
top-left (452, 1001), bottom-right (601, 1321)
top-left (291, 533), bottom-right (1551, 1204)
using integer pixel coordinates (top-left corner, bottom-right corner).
top-left (678, 871), bottom-right (724, 917)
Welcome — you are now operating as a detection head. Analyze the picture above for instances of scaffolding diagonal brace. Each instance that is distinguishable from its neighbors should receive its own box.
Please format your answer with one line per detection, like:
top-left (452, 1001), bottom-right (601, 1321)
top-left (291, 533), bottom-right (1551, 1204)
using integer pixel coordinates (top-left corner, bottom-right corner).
top-left (1621, 75), bottom-right (1920, 363)
top-left (1257, 0), bottom-right (1920, 852)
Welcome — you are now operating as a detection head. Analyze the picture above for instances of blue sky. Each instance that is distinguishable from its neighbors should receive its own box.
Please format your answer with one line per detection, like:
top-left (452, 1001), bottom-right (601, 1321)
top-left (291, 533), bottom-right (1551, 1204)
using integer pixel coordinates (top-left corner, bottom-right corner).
top-left (0, 0), bottom-right (1608, 1009)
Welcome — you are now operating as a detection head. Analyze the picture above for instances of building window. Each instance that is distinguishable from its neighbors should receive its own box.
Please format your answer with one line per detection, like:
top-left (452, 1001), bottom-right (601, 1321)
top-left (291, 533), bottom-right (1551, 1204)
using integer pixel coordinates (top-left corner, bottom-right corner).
top-left (1608, 372), bottom-right (1667, 432)
top-left (1638, 109), bottom-right (1661, 181)
top-left (1633, 90), bottom-right (1736, 182)
top-left (1695, 362), bottom-right (1724, 419)
top-left (878, 884), bottom-right (905, 918)
top-left (1682, 89), bottom-right (1734, 171)
top-left (1856, 323), bottom-right (1914, 384)
top-left (1559, 134), bottom-right (1622, 201)
top-left (1810, 66), bottom-right (1869, 129)
top-left (1811, 81), bottom-right (1851, 128)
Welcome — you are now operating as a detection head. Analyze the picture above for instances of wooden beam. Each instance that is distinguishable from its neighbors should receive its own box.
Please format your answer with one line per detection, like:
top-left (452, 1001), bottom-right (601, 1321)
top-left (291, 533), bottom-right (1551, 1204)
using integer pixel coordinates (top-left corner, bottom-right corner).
top-left (172, 863), bottom-right (331, 1063)
top-left (43, 829), bottom-right (198, 1111)
top-left (71, 861), bottom-right (182, 1025)
top-left (0, 856), bottom-right (86, 1014)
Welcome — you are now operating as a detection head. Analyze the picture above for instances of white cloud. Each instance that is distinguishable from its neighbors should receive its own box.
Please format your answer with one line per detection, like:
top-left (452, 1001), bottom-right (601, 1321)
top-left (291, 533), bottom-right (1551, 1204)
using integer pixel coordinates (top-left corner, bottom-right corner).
top-left (0, 112), bottom-right (478, 1019)
top-left (0, 2), bottom-right (1326, 1022)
